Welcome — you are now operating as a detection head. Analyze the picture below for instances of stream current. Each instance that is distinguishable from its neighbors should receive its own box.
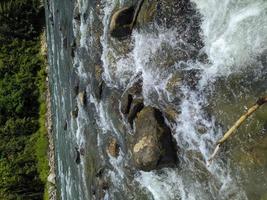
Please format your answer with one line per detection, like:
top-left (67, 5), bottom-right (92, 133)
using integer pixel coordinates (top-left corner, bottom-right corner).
top-left (45, 0), bottom-right (267, 199)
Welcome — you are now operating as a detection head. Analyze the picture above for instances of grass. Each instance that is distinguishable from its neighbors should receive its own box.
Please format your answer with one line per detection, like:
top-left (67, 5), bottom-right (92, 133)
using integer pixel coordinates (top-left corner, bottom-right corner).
top-left (34, 32), bottom-right (50, 200)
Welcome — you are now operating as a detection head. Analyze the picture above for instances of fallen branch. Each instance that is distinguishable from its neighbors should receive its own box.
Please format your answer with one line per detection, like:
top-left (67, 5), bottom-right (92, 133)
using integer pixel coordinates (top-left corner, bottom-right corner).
top-left (207, 96), bottom-right (267, 166)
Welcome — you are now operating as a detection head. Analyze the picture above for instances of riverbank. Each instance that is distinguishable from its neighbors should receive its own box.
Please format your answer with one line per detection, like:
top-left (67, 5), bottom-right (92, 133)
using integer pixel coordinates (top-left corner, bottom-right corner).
top-left (40, 31), bottom-right (57, 200)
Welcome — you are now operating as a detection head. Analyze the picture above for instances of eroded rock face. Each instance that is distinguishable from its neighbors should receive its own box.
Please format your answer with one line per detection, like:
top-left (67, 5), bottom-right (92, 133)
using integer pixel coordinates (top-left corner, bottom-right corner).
top-left (132, 106), bottom-right (177, 171)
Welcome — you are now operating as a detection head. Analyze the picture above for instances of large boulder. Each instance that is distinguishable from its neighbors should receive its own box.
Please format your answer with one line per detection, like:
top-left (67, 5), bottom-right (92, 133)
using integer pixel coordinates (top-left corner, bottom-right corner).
top-left (132, 106), bottom-right (177, 171)
top-left (109, 6), bottom-right (135, 39)
top-left (109, 0), bottom-right (144, 39)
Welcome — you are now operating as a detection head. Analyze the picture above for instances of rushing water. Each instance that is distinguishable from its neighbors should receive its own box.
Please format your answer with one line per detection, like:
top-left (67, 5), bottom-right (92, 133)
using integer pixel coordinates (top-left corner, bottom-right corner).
top-left (45, 0), bottom-right (267, 199)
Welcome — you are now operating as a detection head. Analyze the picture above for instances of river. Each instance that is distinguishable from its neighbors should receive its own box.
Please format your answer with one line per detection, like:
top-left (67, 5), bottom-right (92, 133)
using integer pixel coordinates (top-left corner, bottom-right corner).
top-left (45, 0), bottom-right (267, 199)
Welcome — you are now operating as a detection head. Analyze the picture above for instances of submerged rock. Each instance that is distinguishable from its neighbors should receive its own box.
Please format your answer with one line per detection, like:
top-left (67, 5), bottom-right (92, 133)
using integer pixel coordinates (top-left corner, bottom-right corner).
top-left (164, 106), bottom-right (180, 123)
top-left (106, 137), bottom-right (119, 157)
top-left (132, 106), bottom-right (177, 171)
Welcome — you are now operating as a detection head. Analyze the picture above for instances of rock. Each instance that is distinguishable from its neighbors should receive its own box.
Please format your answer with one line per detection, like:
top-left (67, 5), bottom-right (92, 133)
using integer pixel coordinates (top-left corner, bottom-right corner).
top-left (106, 137), bottom-right (119, 157)
top-left (164, 106), bottom-right (180, 123)
top-left (78, 91), bottom-right (87, 106)
top-left (120, 78), bottom-right (143, 114)
top-left (63, 120), bottom-right (68, 130)
top-left (166, 72), bottom-right (182, 94)
top-left (75, 147), bottom-right (81, 164)
top-left (109, 0), bottom-right (144, 39)
top-left (74, 84), bottom-right (79, 96)
top-left (121, 93), bottom-right (133, 115)
top-left (132, 107), bottom-right (177, 171)
top-left (73, 4), bottom-right (81, 22)
top-left (47, 173), bottom-right (56, 185)
top-left (195, 121), bottom-right (208, 134)
top-left (95, 167), bottom-right (105, 178)
top-left (94, 64), bottom-right (104, 100)
top-left (137, 0), bottom-right (204, 60)
top-left (182, 69), bottom-right (202, 89)
top-left (80, 147), bottom-right (85, 156)
top-left (127, 98), bottom-right (144, 127)
top-left (71, 106), bottom-right (79, 118)
top-left (136, 0), bottom-right (157, 27)
top-left (63, 37), bottom-right (67, 48)
top-left (110, 6), bottom-right (135, 38)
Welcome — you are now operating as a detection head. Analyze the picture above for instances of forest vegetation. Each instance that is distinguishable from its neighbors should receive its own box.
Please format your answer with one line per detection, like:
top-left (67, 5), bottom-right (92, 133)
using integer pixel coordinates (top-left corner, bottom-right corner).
top-left (0, 0), bottom-right (49, 199)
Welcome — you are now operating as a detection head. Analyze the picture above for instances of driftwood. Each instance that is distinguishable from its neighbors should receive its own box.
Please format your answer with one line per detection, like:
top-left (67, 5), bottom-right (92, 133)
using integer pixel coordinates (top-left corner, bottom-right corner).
top-left (207, 96), bottom-right (267, 166)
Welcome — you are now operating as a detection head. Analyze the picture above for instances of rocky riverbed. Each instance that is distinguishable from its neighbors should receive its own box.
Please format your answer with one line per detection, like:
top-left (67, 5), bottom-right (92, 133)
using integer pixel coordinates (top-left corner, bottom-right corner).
top-left (45, 0), bottom-right (267, 199)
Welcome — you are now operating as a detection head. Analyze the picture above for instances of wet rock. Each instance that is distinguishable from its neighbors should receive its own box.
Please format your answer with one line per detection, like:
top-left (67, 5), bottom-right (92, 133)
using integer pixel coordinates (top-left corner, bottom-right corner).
top-left (96, 178), bottom-right (109, 199)
top-left (136, 0), bottom-right (157, 27)
top-left (70, 39), bottom-right (76, 58)
top-left (106, 137), bottom-right (119, 157)
top-left (165, 72), bottom-right (183, 103)
top-left (73, 6), bottom-right (81, 22)
top-left (195, 121), bottom-right (208, 134)
top-left (63, 37), bottom-right (67, 48)
top-left (121, 93), bottom-right (133, 115)
top-left (132, 107), bottom-right (177, 171)
top-left (74, 84), bottom-right (79, 96)
top-left (164, 106), bottom-right (180, 123)
top-left (78, 91), bottom-right (87, 106)
top-left (182, 69), bottom-right (202, 89)
top-left (80, 147), bottom-right (85, 156)
top-left (120, 78), bottom-right (143, 114)
top-left (127, 98), bottom-right (144, 127)
top-left (95, 167), bottom-right (105, 178)
top-left (137, 0), bottom-right (204, 60)
top-left (75, 147), bottom-right (81, 164)
top-left (109, 0), bottom-right (144, 39)
top-left (110, 6), bottom-right (135, 39)
top-left (71, 106), bottom-right (79, 118)
top-left (63, 120), bottom-right (68, 130)
top-left (94, 64), bottom-right (104, 100)
top-left (166, 72), bottom-right (182, 93)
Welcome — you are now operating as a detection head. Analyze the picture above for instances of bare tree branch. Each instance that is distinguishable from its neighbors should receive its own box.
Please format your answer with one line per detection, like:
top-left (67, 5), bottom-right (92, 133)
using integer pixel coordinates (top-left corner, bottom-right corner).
top-left (207, 96), bottom-right (267, 166)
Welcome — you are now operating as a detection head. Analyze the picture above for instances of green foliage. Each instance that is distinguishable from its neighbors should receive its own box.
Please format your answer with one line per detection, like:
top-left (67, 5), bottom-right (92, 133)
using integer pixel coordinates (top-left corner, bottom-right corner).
top-left (0, 0), bottom-right (48, 199)
top-left (0, 0), bottom-right (44, 41)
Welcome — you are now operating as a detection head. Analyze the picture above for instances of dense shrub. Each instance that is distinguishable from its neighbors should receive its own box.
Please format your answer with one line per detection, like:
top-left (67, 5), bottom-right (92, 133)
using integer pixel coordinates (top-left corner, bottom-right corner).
top-left (0, 0), bottom-right (48, 199)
